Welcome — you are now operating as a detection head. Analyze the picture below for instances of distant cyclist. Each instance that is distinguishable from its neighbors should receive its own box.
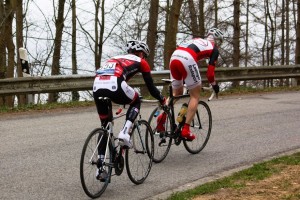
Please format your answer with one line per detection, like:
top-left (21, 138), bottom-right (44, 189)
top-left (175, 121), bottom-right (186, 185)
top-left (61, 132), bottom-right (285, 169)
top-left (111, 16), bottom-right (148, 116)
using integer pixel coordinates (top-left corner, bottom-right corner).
top-left (93, 40), bottom-right (166, 148)
top-left (157, 28), bottom-right (223, 140)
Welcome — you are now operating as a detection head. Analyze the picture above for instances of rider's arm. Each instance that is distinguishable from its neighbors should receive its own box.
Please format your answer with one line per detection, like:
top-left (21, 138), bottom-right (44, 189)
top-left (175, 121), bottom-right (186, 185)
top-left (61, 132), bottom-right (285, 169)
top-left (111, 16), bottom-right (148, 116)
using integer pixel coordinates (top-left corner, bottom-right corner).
top-left (139, 59), bottom-right (164, 103)
top-left (142, 72), bottom-right (164, 102)
top-left (206, 46), bottom-right (219, 84)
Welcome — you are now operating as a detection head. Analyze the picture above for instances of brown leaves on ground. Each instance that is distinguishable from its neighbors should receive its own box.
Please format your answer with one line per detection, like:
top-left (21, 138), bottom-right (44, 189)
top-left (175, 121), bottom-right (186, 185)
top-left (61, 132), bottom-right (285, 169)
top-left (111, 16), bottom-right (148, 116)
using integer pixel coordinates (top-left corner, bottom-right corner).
top-left (193, 165), bottom-right (300, 200)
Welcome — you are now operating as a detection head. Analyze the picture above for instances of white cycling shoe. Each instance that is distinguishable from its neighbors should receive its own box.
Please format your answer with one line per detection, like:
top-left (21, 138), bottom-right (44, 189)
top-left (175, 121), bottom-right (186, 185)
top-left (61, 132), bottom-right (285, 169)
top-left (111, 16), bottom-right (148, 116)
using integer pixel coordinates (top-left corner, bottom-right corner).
top-left (118, 132), bottom-right (132, 148)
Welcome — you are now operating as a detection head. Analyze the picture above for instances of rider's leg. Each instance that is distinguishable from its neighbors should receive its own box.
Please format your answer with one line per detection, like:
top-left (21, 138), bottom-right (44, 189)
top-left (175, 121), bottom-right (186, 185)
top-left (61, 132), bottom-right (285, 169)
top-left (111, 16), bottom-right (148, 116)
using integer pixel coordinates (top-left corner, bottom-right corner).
top-left (119, 96), bottom-right (140, 135)
top-left (181, 84), bottom-right (201, 140)
top-left (118, 89), bottom-right (140, 147)
top-left (93, 93), bottom-right (112, 128)
top-left (156, 87), bottom-right (184, 133)
top-left (157, 58), bottom-right (185, 132)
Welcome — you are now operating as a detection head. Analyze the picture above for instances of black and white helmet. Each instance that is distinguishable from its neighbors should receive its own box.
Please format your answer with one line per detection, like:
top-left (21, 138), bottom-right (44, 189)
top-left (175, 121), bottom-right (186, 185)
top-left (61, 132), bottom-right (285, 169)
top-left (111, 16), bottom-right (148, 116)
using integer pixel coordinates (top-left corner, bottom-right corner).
top-left (206, 28), bottom-right (224, 42)
top-left (126, 40), bottom-right (150, 57)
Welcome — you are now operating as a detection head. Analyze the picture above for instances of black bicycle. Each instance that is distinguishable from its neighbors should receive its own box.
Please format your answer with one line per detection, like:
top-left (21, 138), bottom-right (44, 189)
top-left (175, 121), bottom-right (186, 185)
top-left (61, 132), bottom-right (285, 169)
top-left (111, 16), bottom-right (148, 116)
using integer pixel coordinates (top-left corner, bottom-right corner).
top-left (148, 79), bottom-right (214, 163)
top-left (80, 97), bottom-right (154, 198)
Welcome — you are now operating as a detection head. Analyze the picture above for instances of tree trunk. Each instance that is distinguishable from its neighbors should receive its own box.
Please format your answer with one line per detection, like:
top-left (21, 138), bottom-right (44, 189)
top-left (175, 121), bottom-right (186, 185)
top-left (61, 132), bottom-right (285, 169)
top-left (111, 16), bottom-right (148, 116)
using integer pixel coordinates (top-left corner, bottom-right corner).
top-left (198, 0), bottom-right (205, 37)
top-left (245, 0), bottom-right (249, 67)
top-left (0, 0), bottom-right (5, 106)
top-left (296, 0), bottom-right (300, 85)
top-left (146, 0), bottom-right (159, 70)
top-left (71, 0), bottom-right (79, 101)
top-left (214, 0), bottom-right (218, 27)
top-left (4, 0), bottom-right (15, 107)
top-left (285, 0), bottom-right (290, 65)
top-left (0, 0), bottom-right (5, 80)
top-left (188, 0), bottom-right (199, 37)
top-left (232, 0), bottom-right (240, 87)
top-left (94, 0), bottom-right (100, 69)
top-left (98, 0), bottom-right (105, 68)
top-left (15, 0), bottom-right (27, 105)
top-left (163, 0), bottom-right (183, 69)
top-left (48, 0), bottom-right (66, 103)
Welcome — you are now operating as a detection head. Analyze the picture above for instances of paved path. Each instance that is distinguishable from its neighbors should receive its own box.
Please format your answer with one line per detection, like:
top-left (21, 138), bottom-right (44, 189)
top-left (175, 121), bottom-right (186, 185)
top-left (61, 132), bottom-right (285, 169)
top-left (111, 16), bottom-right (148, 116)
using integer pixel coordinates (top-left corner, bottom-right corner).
top-left (0, 91), bottom-right (300, 200)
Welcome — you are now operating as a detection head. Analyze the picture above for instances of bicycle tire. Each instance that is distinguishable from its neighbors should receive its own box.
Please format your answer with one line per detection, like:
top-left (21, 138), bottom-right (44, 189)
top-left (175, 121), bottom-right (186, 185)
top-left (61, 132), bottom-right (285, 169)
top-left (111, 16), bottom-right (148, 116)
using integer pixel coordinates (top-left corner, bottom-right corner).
top-left (125, 120), bottom-right (154, 184)
top-left (183, 101), bottom-right (212, 154)
top-left (148, 106), bottom-right (173, 163)
top-left (80, 128), bottom-right (113, 198)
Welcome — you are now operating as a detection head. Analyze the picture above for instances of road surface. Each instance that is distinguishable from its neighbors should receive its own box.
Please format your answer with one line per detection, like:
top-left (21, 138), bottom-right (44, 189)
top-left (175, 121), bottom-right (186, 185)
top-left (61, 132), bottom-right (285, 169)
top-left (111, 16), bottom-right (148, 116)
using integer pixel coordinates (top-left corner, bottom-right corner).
top-left (0, 91), bottom-right (299, 200)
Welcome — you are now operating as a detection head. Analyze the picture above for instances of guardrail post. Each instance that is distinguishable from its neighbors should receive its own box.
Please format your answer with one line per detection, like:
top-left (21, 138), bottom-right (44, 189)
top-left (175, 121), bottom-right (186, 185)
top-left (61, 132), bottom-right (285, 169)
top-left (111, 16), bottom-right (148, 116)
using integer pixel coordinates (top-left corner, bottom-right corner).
top-left (19, 48), bottom-right (34, 104)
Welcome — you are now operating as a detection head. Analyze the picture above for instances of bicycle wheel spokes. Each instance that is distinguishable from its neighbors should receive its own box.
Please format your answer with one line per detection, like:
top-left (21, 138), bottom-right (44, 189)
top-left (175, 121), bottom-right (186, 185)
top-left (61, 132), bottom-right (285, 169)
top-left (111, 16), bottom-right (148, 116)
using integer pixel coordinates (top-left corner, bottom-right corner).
top-left (80, 128), bottom-right (112, 198)
top-left (183, 101), bottom-right (212, 154)
top-left (126, 120), bottom-right (154, 184)
top-left (148, 107), bottom-right (172, 163)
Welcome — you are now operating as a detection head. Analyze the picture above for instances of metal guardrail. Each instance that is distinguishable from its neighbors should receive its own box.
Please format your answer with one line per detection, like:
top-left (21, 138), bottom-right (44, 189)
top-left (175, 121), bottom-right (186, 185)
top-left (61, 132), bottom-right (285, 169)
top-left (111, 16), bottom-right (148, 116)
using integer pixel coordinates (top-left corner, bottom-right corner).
top-left (0, 65), bottom-right (300, 96)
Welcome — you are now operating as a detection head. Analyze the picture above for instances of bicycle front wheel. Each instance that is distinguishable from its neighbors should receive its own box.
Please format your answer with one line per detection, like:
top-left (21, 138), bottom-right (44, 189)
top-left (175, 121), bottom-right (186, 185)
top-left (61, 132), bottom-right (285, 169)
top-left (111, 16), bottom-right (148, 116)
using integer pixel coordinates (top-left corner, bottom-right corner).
top-left (148, 106), bottom-right (173, 163)
top-left (125, 120), bottom-right (154, 184)
top-left (183, 101), bottom-right (212, 154)
top-left (80, 128), bottom-right (113, 198)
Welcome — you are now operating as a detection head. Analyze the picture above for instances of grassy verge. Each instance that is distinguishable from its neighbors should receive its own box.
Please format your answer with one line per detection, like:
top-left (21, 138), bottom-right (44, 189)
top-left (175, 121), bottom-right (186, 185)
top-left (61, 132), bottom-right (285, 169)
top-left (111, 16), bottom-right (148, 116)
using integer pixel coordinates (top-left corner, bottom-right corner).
top-left (167, 152), bottom-right (300, 200)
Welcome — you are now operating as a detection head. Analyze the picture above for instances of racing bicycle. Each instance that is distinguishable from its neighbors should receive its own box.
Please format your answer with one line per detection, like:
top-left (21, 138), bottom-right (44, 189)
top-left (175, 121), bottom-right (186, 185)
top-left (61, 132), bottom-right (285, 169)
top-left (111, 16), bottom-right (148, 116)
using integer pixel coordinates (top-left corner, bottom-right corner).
top-left (148, 79), bottom-right (215, 163)
top-left (80, 97), bottom-right (154, 198)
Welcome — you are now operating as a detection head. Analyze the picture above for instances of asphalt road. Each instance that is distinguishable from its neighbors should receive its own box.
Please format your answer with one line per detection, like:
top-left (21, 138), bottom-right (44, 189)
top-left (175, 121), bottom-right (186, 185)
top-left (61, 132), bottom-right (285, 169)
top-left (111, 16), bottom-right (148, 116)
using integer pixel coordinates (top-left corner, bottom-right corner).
top-left (1, 91), bottom-right (300, 200)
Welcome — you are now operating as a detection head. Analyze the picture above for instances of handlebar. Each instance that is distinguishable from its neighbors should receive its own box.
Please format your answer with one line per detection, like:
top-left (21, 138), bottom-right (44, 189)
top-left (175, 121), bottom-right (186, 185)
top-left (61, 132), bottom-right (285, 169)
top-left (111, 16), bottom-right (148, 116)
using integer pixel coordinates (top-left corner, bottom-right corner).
top-left (161, 78), bottom-right (217, 101)
top-left (202, 85), bottom-right (217, 101)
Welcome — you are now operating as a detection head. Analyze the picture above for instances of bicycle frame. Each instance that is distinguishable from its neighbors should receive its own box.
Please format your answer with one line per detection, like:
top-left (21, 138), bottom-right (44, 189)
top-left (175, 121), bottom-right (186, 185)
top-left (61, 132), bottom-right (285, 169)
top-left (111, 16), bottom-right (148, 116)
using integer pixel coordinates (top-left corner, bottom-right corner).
top-left (165, 84), bottom-right (190, 130)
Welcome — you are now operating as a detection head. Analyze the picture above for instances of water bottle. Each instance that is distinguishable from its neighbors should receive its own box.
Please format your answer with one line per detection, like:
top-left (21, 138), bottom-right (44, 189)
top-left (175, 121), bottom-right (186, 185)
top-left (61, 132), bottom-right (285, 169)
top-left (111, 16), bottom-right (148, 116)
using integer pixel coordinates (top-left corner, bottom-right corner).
top-left (154, 110), bottom-right (160, 117)
top-left (176, 103), bottom-right (188, 123)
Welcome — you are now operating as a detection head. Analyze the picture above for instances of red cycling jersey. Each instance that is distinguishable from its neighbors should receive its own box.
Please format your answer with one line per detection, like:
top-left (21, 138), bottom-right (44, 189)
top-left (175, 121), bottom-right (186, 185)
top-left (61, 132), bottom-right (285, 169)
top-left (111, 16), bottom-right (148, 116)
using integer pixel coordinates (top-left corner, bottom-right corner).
top-left (170, 38), bottom-right (219, 86)
top-left (96, 54), bottom-right (150, 81)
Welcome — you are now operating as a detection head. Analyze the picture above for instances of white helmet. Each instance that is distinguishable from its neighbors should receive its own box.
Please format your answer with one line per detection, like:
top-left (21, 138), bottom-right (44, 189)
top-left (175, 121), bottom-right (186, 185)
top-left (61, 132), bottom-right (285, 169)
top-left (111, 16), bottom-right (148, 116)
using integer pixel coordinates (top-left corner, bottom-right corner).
top-left (126, 40), bottom-right (150, 57)
top-left (206, 28), bottom-right (224, 42)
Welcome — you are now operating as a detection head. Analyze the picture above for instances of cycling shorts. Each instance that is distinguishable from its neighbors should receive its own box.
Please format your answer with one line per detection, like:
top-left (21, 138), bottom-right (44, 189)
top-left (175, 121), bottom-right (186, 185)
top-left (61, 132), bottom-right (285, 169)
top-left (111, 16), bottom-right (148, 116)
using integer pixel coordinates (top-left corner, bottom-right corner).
top-left (93, 75), bottom-right (137, 105)
top-left (169, 49), bottom-right (202, 90)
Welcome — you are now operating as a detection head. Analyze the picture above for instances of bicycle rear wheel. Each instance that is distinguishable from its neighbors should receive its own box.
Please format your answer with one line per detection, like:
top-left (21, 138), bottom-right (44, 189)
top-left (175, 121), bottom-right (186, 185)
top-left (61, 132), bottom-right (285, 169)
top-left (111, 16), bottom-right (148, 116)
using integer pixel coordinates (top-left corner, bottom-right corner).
top-left (80, 128), bottom-right (113, 198)
top-left (148, 106), bottom-right (173, 163)
top-left (125, 120), bottom-right (154, 184)
top-left (183, 101), bottom-right (212, 154)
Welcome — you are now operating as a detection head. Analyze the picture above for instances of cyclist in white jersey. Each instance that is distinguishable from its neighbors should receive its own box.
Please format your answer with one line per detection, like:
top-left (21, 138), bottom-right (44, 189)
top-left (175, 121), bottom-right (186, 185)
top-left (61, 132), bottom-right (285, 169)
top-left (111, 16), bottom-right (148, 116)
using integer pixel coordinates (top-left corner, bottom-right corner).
top-left (93, 40), bottom-right (166, 147)
top-left (157, 28), bottom-right (223, 140)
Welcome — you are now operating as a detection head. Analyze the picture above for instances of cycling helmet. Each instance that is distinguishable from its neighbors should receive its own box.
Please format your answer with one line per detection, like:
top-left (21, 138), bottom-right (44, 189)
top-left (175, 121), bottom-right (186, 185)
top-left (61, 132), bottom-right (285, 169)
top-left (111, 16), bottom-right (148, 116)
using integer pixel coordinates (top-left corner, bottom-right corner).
top-left (206, 28), bottom-right (224, 41)
top-left (126, 40), bottom-right (150, 57)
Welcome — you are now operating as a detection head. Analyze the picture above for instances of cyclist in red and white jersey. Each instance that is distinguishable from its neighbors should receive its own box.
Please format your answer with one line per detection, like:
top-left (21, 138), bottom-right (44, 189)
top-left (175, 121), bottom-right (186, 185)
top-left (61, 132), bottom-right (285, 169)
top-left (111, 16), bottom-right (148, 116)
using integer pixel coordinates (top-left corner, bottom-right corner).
top-left (157, 28), bottom-right (223, 141)
top-left (93, 40), bottom-right (166, 148)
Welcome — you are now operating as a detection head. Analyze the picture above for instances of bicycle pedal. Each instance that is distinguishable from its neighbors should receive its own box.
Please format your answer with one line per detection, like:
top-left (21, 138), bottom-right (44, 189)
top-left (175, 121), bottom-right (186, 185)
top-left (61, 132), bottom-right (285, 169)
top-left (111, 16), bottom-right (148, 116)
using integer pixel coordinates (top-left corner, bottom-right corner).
top-left (118, 139), bottom-right (132, 149)
top-left (159, 138), bottom-right (166, 146)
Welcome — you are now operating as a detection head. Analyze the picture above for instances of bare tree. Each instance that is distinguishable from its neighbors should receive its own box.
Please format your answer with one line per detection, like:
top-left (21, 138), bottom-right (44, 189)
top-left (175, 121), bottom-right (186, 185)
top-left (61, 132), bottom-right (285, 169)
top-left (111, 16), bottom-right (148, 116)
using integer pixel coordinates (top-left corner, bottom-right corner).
top-left (0, 0), bottom-right (6, 80)
top-left (14, 0), bottom-right (28, 105)
top-left (281, 0), bottom-right (285, 66)
top-left (232, 0), bottom-right (241, 86)
top-left (214, 0), bottom-right (218, 27)
top-left (146, 0), bottom-right (159, 69)
top-left (285, 0), bottom-right (290, 65)
top-left (71, 0), bottom-right (79, 101)
top-left (296, 0), bottom-right (300, 85)
top-left (296, 0), bottom-right (300, 65)
top-left (48, 0), bottom-right (66, 103)
top-left (163, 0), bottom-right (183, 68)
top-left (2, 0), bottom-right (15, 107)
top-left (188, 0), bottom-right (199, 37)
top-left (198, 0), bottom-right (205, 37)
top-left (245, 0), bottom-right (250, 67)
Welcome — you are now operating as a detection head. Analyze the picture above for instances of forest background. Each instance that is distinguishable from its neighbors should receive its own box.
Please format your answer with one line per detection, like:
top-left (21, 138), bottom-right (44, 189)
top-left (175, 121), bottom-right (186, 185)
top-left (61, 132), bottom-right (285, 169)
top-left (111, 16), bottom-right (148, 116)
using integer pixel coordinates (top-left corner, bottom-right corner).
top-left (1, 0), bottom-right (300, 106)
